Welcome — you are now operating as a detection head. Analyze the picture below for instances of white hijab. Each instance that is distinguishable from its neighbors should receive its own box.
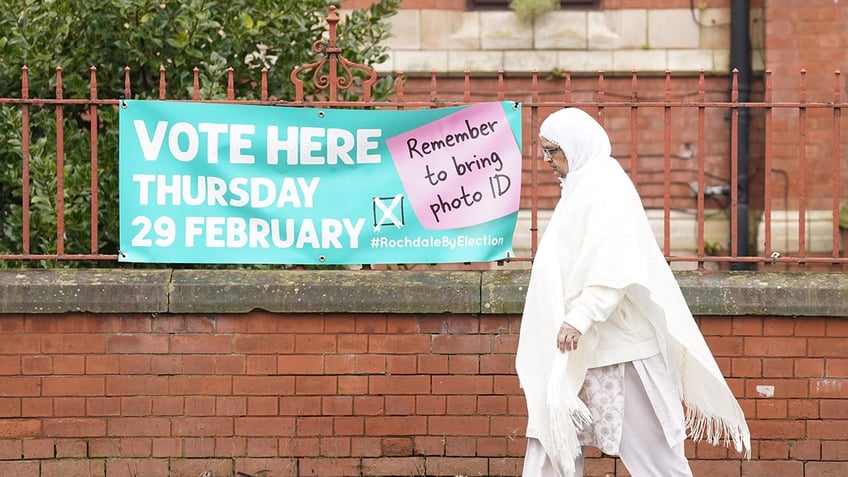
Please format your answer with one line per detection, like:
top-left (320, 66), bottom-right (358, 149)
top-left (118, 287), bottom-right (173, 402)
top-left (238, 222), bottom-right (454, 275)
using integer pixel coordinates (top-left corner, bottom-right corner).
top-left (516, 108), bottom-right (750, 477)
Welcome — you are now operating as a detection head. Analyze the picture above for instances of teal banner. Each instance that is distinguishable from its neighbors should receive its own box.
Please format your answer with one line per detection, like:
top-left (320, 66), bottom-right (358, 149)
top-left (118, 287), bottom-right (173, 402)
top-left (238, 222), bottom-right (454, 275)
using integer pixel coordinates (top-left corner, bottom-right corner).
top-left (119, 100), bottom-right (522, 265)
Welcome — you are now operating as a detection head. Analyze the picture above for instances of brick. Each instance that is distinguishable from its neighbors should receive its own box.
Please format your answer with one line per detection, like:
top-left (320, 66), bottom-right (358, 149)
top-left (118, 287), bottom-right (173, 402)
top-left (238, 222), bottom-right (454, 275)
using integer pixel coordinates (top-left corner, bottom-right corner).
top-left (480, 354), bottom-right (514, 374)
top-left (234, 417), bottom-right (296, 437)
top-left (478, 395), bottom-right (507, 415)
top-left (417, 355), bottom-right (448, 374)
top-left (337, 334), bottom-right (368, 353)
top-left (0, 336), bottom-right (40, 355)
top-left (216, 396), bottom-right (247, 416)
top-left (385, 396), bottom-right (415, 415)
top-left (234, 334), bottom-right (294, 354)
top-left (433, 375), bottom-right (492, 395)
top-left (351, 436), bottom-right (381, 457)
top-left (53, 355), bottom-right (85, 374)
top-left (245, 355), bottom-right (277, 374)
top-left (235, 457), bottom-right (298, 477)
top-left (444, 436), bottom-right (475, 456)
top-left (121, 397), bottom-right (152, 416)
top-left (334, 417), bottom-right (364, 437)
top-left (431, 334), bottom-right (492, 354)
top-left (741, 460), bottom-right (804, 477)
top-left (355, 316), bottom-right (388, 334)
top-left (41, 459), bottom-right (106, 477)
top-left (325, 354), bottom-right (355, 374)
top-left (170, 334), bottom-right (232, 354)
top-left (370, 335), bottom-right (431, 354)
top-left (493, 334), bottom-right (518, 354)
top-left (278, 354), bottom-right (325, 374)
top-left (22, 355), bottom-right (52, 375)
top-left (184, 396), bottom-right (215, 416)
top-left (105, 335), bottom-right (163, 354)
top-left (387, 355), bottom-right (418, 374)
top-left (759, 440), bottom-right (790, 459)
top-left (763, 317), bottom-right (794, 336)
top-left (168, 458), bottom-right (233, 477)
top-left (822, 440), bottom-right (848, 460)
top-left (795, 317), bottom-right (826, 336)
top-left (811, 379), bottom-right (847, 399)
top-left (215, 436), bottom-right (246, 457)
top-left (808, 420), bottom-right (848, 440)
top-left (279, 396), bottom-right (320, 416)
top-left (319, 436), bottom-right (351, 457)
top-left (731, 316), bottom-right (763, 336)
top-left (805, 462), bottom-right (848, 477)
top-left (355, 355), bottom-right (386, 374)
top-left (365, 416), bottom-right (427, 436)
top-left (0, 356), bottom-right (20, 375)
top-left (21, 438), bottom-right (51, 458)
top-left (295, 375), bottom-right (336, 395)
top-left (54, 397), bottom-right (86, 416)
top-left (370, 375), bottom-right (430, 395)
top-left (361, 456), bottom-right (426, 476)
top-left (118, 355), bottom-right (151, 374)
top-left (338, 376), bottom-right (368, 395)
top-left (280, 437), bottom-right (320, 457)
top-left (247, 396), bottom-right (278, 416)
top-left (106, 376), bottom-right (167, 396)
top-left (703, 336), bottom-right (743, 356)
top-left (748, 420), bottom-right (806, 439)
top-left (182, 355), bottom-right (215, 374)
top-left (294, 334), bottom-right (337, 353)
top-left (86, 355), bottom-right (119, 375)
top-left (425, 456), bottom-right (488, 476)
top-left (21, 397), bottom-right (52, 417)
top-left (323, 396), bottom-right (353, 415)
top-left (795, 358), bottom-right (825, 377)
top-left (0, 419), bottom-right (41, 438)
top-left (170, 375), bottom-right (232, 395)
top-left (762, 358), bottom-right (792, 378)
top-left (149, 355), bottom-right (181, 375)
top-left (788, 399), bottom-right (819, 419)
top-left (298, 457), bottom-right (361, 477)
top-left (2, 461), bottom-right (40, 477)
top-left (744, 337), bottom-right (807, 357)
top-left (0, 439), bottom-right (22, 459)
top-left (43, 377), bottom-right (105, 397)
top-left (446, 395), bottom-right (476, 415)
top-left (731, 357), bottom-right (762, 377)
top-left (790, 439), bottom-right (821, 460)
top-left (215, 355), bottom-right (245, 374)
top-left (245, 437), bottom-right (279, 457)
top-left (416, 395), bottom-right (446, 416)
top-left (429, 416), bottom-right (489, 436)
top-left (810, 338), bottom-right (848, 358)
top-left (827, 359), bottom-right (848, 378)
top-left (120, 316), bottom-right (151, 333)
top-left (108, 417), bottom-right (170, 437)
top-left (172, 417), bottom-right (233, 437)
top-left (151, 396), bottom-right (183, 416)
top-left (746, 379), bottom-right (809, 398)
top-left (297, 416), bottom-right (333, 437)
top-left (104, 458), bottom-right (168, 477)
top-left (56, 438), bottom-right (89, 457)
top-left (151, 437), bottom-right (182, 457)
top-left (756, 399), bottom-right (788, 419)
top-left (42, 335), bottom-right (106, 354)
top-left (0, 397), bottom-right (20, 417)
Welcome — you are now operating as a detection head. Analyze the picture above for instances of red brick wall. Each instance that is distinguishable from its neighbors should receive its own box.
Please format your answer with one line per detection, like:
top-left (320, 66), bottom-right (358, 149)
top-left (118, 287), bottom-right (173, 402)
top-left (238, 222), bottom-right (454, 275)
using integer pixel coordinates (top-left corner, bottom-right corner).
top-left (0, 312), bottom-right (845, 477)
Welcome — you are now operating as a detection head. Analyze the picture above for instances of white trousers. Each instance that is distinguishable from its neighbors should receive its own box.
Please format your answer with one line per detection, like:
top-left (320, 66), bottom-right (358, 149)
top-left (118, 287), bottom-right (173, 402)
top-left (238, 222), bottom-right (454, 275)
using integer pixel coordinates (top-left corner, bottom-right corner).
top-left (522, 361), bottom-right (692, 477)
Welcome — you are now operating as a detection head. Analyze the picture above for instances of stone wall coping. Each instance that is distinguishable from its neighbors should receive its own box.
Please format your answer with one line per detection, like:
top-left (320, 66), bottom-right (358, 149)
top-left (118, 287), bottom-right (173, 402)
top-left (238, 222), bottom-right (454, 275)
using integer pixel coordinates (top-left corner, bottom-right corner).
top-left (0, 269), bottom-right (845, 316)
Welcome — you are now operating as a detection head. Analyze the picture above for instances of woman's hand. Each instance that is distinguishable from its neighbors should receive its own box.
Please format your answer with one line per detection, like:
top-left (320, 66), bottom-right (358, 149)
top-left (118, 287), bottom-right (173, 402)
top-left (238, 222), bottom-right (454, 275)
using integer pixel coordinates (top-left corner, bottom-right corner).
top-left (557, 322), bottom-right (582, 352)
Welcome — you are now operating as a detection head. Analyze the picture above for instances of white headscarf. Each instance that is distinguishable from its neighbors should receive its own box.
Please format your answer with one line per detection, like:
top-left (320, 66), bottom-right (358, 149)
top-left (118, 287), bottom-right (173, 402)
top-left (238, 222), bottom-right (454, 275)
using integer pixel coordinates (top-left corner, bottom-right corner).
top-left (517, 108), bottom-right (750, 477)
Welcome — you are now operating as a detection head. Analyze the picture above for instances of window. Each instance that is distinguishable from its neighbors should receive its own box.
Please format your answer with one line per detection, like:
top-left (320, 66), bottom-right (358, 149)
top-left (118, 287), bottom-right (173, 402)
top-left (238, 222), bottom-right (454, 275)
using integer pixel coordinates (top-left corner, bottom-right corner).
top-left (468, 0), bottom-right (600, 9)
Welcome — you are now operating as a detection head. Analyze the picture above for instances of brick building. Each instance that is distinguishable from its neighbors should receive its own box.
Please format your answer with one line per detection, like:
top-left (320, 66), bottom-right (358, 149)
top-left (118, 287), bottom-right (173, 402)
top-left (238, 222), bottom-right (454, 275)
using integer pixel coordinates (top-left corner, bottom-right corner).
top-left (343, 0), bottom-right (848, 263)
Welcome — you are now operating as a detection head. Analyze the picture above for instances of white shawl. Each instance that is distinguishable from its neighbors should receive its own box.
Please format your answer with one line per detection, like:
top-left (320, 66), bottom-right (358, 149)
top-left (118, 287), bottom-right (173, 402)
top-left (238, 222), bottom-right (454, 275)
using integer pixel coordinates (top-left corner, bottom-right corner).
top-left (516, 108), bottom-right (750, 477)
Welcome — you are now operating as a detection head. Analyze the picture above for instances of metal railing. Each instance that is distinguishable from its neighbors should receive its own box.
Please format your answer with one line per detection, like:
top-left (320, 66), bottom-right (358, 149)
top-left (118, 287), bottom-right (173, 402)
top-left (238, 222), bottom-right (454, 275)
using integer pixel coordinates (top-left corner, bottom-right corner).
top-left (0, 7), bottom-right (845, 269)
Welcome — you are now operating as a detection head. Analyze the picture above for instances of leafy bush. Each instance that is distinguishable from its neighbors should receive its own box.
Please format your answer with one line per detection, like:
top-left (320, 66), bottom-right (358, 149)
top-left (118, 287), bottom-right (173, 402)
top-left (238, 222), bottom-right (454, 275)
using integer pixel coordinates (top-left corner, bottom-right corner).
top-left (0, 0), bottom-right (399, 267)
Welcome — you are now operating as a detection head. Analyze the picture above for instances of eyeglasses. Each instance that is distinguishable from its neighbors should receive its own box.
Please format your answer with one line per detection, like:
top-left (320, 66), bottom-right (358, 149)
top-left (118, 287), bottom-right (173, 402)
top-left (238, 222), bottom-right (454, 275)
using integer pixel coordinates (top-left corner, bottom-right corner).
top-left (540, 145), bottom-right (560, 159)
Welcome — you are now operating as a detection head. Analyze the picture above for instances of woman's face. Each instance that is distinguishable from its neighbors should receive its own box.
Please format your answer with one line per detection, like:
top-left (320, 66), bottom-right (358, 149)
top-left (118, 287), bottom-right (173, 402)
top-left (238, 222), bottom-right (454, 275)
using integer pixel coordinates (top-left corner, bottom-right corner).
top-left (539, 137), bottom-right (569, 179)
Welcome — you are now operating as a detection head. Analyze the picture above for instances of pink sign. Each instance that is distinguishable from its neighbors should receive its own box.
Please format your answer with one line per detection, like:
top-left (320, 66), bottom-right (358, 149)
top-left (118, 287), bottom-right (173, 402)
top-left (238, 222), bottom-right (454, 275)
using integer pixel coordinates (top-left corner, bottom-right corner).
top-left (385, 103), bottom-right (521, 230)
